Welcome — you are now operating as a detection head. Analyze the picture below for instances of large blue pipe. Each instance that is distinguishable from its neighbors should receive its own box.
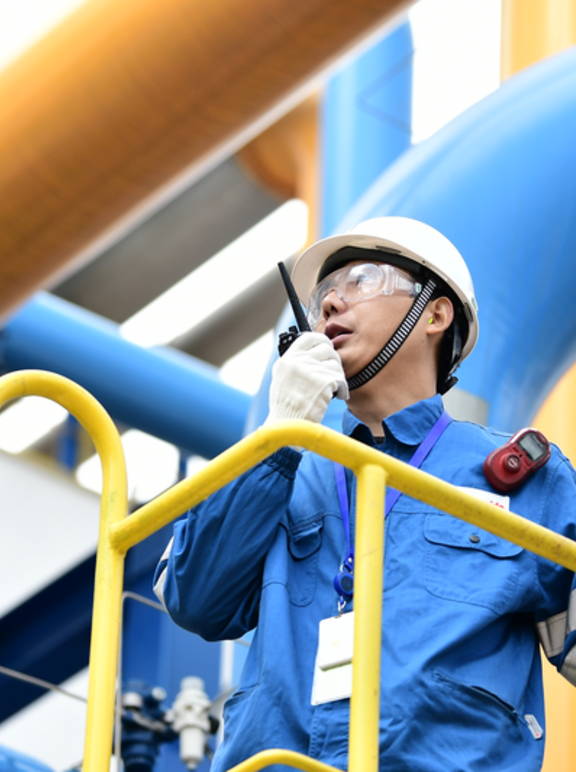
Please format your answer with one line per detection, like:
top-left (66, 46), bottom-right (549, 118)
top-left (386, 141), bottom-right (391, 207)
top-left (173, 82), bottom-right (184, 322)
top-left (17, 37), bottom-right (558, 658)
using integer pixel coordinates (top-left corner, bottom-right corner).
top-left (340, 45), bottom-right (576, 431)
top-left (0, 293), bottom-right (250, 458)
top-left (321, 20), bottom-right (413, 237)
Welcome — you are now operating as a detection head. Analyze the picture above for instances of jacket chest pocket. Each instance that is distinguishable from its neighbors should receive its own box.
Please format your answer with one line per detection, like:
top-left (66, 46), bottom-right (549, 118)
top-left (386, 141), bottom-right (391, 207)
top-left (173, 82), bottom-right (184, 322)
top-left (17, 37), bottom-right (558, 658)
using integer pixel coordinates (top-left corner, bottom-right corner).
top-left (423, 514), bottom-right (523, 614)
top-left (263, 520), bottom-right (323, 607)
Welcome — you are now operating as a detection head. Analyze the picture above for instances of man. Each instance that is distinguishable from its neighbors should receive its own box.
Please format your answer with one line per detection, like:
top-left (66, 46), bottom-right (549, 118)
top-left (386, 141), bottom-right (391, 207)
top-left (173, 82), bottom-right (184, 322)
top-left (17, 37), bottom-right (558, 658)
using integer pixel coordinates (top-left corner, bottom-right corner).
top-left (155, 218), bottom-right (576, 771)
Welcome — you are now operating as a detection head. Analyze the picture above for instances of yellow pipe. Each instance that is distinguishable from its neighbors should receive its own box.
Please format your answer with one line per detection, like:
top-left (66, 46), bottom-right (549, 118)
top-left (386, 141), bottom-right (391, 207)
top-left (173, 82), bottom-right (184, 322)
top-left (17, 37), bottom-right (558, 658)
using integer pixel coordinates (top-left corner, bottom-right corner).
top-left (227, 749), bottom-right (340, 772)
top-left (348, 464), bottom-right (386, 772)
top-left (105, 416), bottom-right (576, 772)
top-left (0, 371), bottom-right (128, 772)
top-left (111, 419), bottom-right (576, 573)
top-left (109, 418), bottom-right (576, 772)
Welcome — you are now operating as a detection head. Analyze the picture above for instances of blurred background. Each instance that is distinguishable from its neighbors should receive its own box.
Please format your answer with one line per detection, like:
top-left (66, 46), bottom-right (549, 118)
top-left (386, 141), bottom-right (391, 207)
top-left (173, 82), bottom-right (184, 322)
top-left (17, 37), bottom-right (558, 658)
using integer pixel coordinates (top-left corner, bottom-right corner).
top-left (0, 0), bottom-right (575, 770)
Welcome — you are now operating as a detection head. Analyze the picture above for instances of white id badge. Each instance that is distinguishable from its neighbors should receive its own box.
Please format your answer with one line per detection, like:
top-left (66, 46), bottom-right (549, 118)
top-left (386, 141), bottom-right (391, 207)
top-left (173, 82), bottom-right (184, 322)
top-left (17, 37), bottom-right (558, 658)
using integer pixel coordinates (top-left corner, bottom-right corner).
top-left (311, 611), bottom-right (354, 705)
top-left (459, 486), bottom-right (510, 510)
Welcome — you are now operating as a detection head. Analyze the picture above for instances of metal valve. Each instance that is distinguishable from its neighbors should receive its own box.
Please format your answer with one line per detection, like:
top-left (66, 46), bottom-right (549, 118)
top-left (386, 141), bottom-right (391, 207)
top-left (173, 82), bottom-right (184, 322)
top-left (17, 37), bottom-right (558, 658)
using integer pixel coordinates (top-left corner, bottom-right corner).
top-left (120, 681), bottom-right (176, 772)
top-left (172, 677), bottom-right (212, 770)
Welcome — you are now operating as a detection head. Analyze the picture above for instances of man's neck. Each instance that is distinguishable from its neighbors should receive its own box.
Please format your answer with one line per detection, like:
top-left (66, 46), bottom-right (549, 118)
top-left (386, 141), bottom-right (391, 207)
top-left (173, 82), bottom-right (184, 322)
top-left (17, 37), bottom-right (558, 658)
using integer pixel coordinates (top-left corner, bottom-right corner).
top-left (346, 366), bottom-right (437, 436)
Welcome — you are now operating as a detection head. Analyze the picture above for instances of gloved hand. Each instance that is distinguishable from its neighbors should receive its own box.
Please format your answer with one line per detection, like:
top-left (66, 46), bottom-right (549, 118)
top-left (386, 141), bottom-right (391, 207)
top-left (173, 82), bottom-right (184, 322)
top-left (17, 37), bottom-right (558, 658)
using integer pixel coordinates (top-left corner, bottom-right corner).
top-left (265, 332), bottom-right (349, 426)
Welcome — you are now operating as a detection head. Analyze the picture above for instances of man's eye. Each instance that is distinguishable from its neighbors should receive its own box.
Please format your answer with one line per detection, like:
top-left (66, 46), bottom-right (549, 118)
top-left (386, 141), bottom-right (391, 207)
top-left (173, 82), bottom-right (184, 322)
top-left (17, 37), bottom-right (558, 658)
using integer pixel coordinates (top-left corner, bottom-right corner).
top-left (347, 272), bottom-right (370, 290)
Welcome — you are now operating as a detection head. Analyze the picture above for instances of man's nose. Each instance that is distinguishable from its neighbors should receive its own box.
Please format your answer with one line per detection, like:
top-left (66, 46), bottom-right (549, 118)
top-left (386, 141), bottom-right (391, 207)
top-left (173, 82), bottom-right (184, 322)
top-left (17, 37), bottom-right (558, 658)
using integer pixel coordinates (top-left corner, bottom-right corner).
top-left (321, 289), bottom-right (347, 318)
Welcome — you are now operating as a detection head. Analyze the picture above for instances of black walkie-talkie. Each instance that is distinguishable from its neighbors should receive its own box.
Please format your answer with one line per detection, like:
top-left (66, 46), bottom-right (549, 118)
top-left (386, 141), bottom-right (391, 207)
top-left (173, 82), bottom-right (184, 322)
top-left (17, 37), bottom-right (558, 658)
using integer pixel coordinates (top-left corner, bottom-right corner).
top-left (277, 262), bottom-right (311, 356)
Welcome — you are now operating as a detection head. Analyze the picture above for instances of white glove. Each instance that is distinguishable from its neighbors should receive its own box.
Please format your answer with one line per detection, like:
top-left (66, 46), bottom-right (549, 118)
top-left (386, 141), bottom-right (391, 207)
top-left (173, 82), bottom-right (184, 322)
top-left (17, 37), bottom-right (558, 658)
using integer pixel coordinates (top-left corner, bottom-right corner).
top-left (265, 332), bottom-right (349, 426)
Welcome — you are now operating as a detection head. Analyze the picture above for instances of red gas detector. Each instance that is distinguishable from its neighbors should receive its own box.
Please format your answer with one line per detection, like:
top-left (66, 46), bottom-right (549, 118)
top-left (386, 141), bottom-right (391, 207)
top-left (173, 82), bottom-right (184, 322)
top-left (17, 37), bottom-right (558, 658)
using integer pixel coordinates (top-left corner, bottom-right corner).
top-left (483, 428), bottom-right (551, 493)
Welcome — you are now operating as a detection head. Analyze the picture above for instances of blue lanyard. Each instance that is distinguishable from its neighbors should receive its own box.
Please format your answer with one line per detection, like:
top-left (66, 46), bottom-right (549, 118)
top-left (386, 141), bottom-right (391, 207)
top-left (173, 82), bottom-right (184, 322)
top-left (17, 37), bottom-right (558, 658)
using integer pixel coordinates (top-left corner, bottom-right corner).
top-left (333, 410), bottom-right (452, 605)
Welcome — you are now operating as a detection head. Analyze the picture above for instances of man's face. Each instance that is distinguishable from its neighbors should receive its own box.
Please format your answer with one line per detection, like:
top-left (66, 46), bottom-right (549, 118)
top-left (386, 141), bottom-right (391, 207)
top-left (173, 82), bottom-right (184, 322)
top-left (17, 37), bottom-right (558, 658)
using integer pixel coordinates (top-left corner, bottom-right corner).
top-left (311, 260), bottom-right (419, 379)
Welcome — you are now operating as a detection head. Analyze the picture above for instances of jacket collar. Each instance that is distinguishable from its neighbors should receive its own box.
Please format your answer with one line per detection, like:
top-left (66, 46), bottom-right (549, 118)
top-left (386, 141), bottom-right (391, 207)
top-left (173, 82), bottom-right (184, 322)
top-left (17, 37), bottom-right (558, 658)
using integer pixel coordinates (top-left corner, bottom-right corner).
top-left (343, 394), bottom-right (445, 447)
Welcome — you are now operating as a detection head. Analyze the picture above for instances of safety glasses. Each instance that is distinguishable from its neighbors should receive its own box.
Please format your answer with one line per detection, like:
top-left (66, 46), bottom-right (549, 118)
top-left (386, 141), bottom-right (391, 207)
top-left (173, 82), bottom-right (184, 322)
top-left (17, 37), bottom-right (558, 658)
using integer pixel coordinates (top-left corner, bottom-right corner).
top-left (306, 262), bottom-right (422, 330)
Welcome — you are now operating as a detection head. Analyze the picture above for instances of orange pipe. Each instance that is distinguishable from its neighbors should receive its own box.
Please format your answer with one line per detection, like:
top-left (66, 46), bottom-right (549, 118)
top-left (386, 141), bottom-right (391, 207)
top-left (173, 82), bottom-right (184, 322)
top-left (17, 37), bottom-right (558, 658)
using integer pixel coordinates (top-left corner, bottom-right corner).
top-left (238, 94), bottom-right (320, 243)
top-left (0, 0), bottom-right (410, 321)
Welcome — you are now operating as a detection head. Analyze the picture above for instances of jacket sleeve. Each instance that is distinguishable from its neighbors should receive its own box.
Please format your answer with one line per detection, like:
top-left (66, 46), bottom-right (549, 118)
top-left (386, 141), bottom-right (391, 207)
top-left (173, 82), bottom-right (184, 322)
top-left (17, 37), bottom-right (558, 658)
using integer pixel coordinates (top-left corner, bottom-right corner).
top-left (153, 446), bottom-right (302, 641)
top-left (534, 450), bottom-right (576, 684)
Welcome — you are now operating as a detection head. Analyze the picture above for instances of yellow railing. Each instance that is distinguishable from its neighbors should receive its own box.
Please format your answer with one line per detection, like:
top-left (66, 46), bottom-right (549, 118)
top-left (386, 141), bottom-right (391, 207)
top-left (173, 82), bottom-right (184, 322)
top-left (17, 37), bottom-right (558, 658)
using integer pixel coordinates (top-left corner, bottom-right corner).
top-left (0, 371), bottom-right (127, 772)
top-left (4, 370), bottom-right (576, 772)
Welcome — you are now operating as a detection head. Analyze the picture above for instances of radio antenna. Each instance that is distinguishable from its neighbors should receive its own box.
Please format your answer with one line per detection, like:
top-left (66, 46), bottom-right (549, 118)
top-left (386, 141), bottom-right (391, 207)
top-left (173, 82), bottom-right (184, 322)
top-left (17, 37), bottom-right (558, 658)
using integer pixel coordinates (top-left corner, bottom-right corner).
top-left (277, 262), bottom-right (310, 332)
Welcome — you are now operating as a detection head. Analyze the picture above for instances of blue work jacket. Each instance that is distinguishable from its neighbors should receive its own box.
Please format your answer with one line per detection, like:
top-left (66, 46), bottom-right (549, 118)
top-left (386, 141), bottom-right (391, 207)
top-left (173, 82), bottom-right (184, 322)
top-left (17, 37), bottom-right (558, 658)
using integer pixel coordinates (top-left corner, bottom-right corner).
top-left (155, 395), bottom-right (576, 771)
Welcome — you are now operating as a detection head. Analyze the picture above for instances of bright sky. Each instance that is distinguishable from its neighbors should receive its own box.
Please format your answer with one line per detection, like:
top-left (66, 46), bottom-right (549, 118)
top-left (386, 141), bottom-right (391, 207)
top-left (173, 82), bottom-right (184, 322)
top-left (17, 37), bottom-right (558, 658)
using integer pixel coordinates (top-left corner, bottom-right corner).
top-left (409, 0), bottom-right (501, 142)
top-left (0, 0), bottom-right (88, 70)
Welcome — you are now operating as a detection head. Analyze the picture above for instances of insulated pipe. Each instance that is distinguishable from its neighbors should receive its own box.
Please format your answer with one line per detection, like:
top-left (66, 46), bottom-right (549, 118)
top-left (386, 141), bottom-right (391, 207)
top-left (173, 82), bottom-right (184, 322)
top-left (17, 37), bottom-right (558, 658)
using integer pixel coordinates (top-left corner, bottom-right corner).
top-left (0, 0), bottom-right (410, 321)
top-left (0, 294), bottom-right (250, 458)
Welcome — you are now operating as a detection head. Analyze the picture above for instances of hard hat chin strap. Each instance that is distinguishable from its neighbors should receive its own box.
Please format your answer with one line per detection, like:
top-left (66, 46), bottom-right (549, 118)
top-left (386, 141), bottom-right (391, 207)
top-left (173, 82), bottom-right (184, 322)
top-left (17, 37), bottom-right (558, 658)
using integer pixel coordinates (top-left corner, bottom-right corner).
top-left (347, 277), bottom-right (437, 391)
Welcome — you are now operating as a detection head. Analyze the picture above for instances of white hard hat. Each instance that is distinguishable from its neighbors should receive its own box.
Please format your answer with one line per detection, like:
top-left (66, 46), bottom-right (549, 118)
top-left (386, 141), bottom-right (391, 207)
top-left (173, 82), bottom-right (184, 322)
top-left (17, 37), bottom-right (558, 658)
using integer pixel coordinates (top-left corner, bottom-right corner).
top-left (292, 216), bottom-right (479, 362)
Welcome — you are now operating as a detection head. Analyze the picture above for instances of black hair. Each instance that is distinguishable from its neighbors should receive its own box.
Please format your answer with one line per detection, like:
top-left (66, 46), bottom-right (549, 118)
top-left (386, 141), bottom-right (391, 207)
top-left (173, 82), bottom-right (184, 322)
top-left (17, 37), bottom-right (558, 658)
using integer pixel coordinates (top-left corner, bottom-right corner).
top-left (429, 278), bottom-right (467, 394)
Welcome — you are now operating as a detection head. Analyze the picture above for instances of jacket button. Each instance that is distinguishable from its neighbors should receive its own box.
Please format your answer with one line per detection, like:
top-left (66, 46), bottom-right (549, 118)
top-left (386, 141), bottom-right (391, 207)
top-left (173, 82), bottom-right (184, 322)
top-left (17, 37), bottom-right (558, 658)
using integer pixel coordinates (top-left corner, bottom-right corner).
top-left (469, 534), bottom-right (480, 543)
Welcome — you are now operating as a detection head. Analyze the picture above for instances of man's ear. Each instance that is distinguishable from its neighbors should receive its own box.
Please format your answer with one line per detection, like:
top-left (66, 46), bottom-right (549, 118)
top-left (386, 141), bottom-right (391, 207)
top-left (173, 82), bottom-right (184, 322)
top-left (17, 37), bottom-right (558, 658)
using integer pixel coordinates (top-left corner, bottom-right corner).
top-left (426, 297), bottom-right (453, 335)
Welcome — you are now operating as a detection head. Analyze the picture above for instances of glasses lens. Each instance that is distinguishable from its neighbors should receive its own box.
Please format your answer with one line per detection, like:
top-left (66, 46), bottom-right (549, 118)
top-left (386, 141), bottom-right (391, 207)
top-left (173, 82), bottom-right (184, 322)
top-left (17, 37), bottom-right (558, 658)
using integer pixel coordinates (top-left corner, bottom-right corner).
top-left (340, 263), bottom-right (384, 299)
top-left (306, 262), bottom-right (419, 329)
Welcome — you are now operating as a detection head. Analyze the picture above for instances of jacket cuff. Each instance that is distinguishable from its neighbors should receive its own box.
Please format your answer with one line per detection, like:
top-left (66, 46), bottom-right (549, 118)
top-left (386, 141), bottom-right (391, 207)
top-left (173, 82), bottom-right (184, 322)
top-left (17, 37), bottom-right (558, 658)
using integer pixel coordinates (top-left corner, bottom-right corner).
top-left (263, 446), bottom-right (302, 478)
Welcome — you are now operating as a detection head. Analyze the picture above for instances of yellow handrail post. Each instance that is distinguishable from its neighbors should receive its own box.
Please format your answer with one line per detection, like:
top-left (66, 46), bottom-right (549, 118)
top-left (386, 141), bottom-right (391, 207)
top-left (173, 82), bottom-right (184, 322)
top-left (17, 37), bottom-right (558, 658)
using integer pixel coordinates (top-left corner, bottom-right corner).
top-left (0, 371), bottom-right (128, 772)
top-left (83, 458), bottom-right (127, 772)
top-left (348, 463), bottom-right (386, 772)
